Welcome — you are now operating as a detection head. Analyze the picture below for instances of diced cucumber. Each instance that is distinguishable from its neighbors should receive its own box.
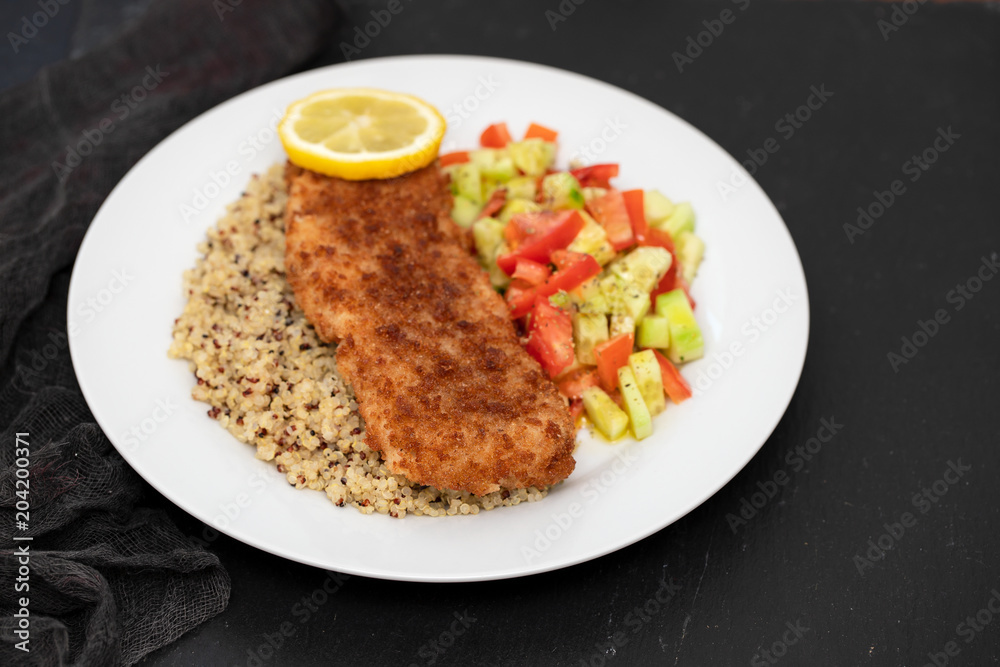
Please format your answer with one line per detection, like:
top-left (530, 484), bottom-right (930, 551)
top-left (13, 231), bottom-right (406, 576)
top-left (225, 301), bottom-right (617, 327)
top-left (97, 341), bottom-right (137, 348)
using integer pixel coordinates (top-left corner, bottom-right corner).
top-left (508, 139), bottom-right (556, 177)
top-left (582, 386), bottom-right (629, 440)
top-left (498, 198), bottom-right (542, 224)
top-left (452, 163), bottom-right (483, 205)
top-left (644, 189), bottom-right (675, 224)
top-left (469, 148), bottom-right (500, 168)
top-left (549, 291), bottom-right (572, 310)
top-left (472, 217), bottom-right (510, 289)
top-left (608, 246), bottom-right (673, 294)
top-left (573, 312), bottom-right (609, 365)
top-left (622, 286), bottom-right (650, 321)
top-left (617, 366), bottom-right (652, 440)
top-left (628, 350), bottom-right (666, 416)
top-left (540, 172), bottom-right (585, 210)
top-left (567, 211), bottom-right (616, 265)
top-left (482, 156), bottom-right (516, 182)
top-left (609, 313), bottom-right (635, 339)
top-left (597, 274), bottom-right (652, 322)
top-left (506, 176), bottom-right (538, 201)
top-left (661, 202), bottom-right (694, 238)
top-left (637, 314), bottom-right (670, 349)
top-left (451, 195), bottom-right (481, 228)
top-left (582, 186), bottom-right (608, 204)
top-left (656, 289), bottom-right (704, 364)
top-left (676, 232), bottom-right (704, 284)
top-left (578, 292), bottom-right (610, 315)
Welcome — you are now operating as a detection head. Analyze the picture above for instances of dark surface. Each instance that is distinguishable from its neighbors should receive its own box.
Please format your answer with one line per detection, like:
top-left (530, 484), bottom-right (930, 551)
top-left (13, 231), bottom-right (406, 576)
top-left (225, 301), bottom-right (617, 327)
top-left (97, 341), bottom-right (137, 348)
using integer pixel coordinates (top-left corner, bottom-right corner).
top-left (4, 1), bottom-right (999, 665)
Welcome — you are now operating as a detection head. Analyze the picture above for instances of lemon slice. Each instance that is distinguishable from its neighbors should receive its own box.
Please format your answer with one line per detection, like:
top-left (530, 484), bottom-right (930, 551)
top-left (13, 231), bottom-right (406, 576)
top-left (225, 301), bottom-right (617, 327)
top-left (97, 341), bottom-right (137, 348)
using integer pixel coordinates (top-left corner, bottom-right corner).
top-left (278, 88), bottom-right (446, 181)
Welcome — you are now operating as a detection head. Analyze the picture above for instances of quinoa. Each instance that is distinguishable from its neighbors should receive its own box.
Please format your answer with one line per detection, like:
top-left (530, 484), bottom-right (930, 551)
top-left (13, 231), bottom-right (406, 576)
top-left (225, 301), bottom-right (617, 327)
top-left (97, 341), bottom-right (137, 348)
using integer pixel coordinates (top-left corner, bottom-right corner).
top-left (168, 165), bottom-right (548, 517)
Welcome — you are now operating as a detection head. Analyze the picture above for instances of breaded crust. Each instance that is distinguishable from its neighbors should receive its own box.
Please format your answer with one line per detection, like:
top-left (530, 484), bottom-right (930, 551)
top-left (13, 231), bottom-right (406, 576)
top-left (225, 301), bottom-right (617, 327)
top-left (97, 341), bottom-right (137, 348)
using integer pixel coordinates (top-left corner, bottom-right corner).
top-left (284, 162), bottom-right (576, 495)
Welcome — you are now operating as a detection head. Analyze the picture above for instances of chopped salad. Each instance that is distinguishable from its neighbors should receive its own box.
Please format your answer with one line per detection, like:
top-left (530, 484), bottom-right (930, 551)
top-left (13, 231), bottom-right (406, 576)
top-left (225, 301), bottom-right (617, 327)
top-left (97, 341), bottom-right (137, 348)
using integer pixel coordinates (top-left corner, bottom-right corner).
top-left (441, 122), bottom-right (706, 441)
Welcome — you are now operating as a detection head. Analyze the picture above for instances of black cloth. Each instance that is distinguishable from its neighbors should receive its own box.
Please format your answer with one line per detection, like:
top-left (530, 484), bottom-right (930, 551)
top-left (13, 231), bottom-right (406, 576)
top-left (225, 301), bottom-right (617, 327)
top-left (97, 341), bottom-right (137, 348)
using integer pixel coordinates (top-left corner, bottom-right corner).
top-left (0, 1), bottom-right (338, 664)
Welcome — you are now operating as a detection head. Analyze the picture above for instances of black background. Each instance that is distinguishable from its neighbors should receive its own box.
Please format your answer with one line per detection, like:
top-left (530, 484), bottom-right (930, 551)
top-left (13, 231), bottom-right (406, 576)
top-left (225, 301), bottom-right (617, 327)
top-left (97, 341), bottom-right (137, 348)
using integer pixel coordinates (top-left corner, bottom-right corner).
top-left (3, 1), bottom-right (998, 665)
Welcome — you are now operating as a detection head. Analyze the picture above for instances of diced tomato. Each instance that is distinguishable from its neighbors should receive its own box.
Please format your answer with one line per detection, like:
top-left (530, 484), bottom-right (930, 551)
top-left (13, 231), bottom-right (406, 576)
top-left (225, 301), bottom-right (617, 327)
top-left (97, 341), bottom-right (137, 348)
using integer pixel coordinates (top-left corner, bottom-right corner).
top-left (569, 398), bottom-right (585, 423)
top-left (570, 164), bottom-right (619, 189)
top-left (622, 189), bottom-right (649, 244)
top-left (651, 349), bottom-right (693, 404)
top-left (505, 281), bottom-right (537, 320)
top-left (586, 190), bottom-right (635, 251)
top-left (677, 274), bottom-right (696, 310)
top-left (557, 368), bottom-right (601, 399)
top-left (478, 188), bottom-right (507, 220)
top-left (525, 297), bottom-right (575, 378)
top-left (439, 151), bottom-right (469, 167)
top-left (497, 210), bottom-right (584, 275)
top-left (524, 123), bottom-right (559, 142)
top-left (649, 259), bottom-right (678, 308)
top-left (641, 227), bottom-right (675, 252)
top-left (508, 251), bottom-right (601, 319)
top-left (511, 257), bottom-right (551, 286)
top-left (480, 122), bottom-right (512, 148)
top-left (543, 251), bottom-right (601, 293)
top-left (593, 332), bottom-right (634, 393)
top-left (504, 211), bottom-right (558, 247)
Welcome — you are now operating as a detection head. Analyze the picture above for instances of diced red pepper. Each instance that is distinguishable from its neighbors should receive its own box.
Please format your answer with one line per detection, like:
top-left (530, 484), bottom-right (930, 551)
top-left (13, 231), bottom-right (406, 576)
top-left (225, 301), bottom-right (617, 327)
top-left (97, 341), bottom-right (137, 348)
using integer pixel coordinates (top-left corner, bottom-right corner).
top-left (478, 188), bottom-right (507, 220)
top-left (570, 164), bottom-right (619, 189)
top-left (622, 189), bottom-right (649, 244)
top-left (480, 122), bottom-right (512, 148)
top-left (511, 257), bottom-right (551, 286)
top-left (557, 368), bottom-right (601, 399)
top-left (569, 398), bottom-right (585, 423)
top-left (439, 151), bottom-right (470, 167)
top-left (525, 297), bottom-right (575, 378)
top-left (593, 332), bottom-right (634, 393)
top-left (586, 190), bottom-right (635, 251)
top-left (497, 210), bottom-right (584, 275)
top-left (651, 349), bottom-right (693, 404)
top-left (524, 123), bottom-right (559, 142)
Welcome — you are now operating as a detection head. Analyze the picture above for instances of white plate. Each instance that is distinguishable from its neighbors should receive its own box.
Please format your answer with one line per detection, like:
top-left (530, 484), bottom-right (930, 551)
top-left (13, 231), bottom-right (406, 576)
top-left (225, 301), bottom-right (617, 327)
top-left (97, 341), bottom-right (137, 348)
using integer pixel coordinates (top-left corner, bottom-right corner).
top-left (69, 55), bottom-right (808, 582)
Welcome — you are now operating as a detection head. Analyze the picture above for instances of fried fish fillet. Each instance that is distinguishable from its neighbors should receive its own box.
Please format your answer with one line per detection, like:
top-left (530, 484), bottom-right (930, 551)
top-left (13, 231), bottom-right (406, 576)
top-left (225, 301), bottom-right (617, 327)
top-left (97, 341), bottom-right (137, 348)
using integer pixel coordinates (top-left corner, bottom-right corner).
top-left (284, 163), bottom-right (576, 496)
